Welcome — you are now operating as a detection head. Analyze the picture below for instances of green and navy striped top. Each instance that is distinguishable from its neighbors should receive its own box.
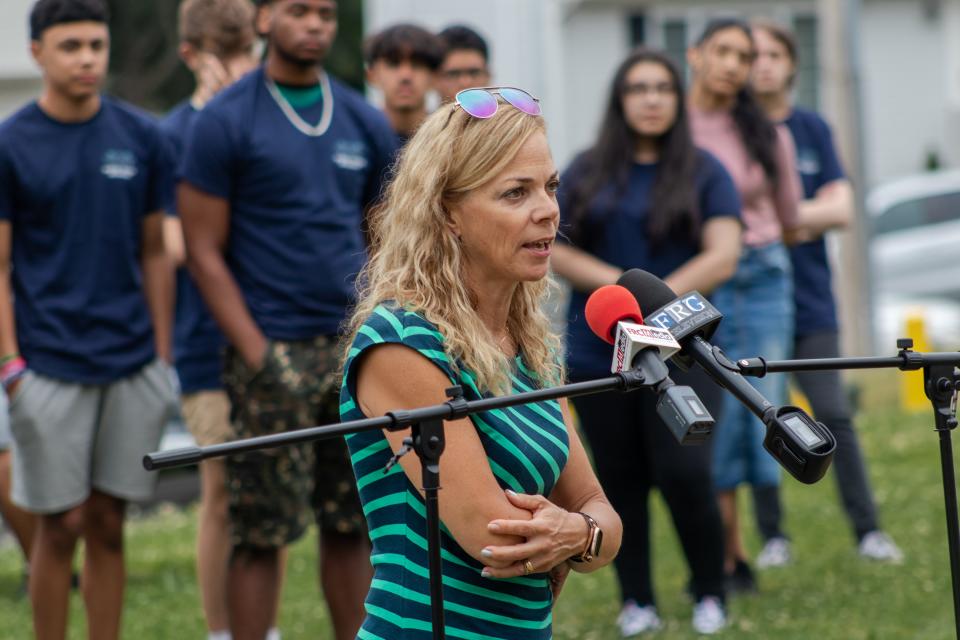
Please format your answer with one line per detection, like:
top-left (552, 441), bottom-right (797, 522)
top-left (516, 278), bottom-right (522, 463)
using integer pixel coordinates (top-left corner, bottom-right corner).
top-left (341, 303), bottom-right (570, 639)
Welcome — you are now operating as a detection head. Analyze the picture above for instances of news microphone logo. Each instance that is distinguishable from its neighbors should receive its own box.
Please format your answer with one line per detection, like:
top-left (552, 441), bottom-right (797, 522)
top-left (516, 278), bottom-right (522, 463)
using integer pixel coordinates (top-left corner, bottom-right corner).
top-left (611, 321), bottom-right (681, 374)
top-left (644, 292), bottom-right (721, 343)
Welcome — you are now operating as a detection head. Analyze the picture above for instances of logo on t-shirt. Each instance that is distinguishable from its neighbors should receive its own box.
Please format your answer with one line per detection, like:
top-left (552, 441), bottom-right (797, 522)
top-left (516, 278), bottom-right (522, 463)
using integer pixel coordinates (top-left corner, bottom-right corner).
top-left (796, 147), bottom-right (821, 177)
top-left (332, 140), bottom-right (369, 172)
top-left (101, 149), bottom-right (139, 180)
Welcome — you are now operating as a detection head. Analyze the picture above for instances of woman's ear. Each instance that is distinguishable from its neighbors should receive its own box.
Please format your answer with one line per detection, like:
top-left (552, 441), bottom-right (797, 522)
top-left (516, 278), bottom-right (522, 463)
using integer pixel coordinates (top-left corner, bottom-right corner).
top-left (444, 203), bottom-right (462, 239)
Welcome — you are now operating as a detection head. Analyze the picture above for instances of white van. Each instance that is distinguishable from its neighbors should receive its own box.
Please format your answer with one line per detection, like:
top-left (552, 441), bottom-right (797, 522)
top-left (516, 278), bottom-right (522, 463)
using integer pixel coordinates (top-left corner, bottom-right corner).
top-left (868, 169), bottom-right (960, 351)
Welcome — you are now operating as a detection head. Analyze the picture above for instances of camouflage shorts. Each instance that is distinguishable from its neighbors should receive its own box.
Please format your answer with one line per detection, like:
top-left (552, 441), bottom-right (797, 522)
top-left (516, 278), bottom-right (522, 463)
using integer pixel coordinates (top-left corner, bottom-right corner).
top-left (223, 336), bottom-right (365, 549)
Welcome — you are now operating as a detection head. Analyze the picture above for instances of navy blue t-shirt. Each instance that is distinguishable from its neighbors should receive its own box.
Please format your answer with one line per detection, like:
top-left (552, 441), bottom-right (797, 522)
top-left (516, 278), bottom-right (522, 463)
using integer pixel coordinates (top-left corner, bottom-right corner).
top-left (559, 150), bottom-right (742, 379)
top-left (0, 98), bottom-right (169, 383)
top-left (783, 108), bottom-right (845, 337)
top-left (161, 101), bottom-right (224, 392)
top-left (180, 67), bottom-right (398, 340)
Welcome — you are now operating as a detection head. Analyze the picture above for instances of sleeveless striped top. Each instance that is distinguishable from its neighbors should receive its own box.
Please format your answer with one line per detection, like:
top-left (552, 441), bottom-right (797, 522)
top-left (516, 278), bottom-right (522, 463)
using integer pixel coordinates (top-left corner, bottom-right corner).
top-left (341, 303), bottom-right (570, 639)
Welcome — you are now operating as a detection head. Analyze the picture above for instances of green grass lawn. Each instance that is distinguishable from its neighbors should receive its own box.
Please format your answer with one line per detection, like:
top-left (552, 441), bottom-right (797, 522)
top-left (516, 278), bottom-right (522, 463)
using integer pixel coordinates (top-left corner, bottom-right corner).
top-left (0, 370), bottom-right (957, 638)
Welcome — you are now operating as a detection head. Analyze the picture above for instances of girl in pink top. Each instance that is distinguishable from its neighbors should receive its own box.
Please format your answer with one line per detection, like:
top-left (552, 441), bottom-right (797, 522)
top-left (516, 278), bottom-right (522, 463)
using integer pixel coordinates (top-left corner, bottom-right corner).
top-left (687, 17), bottom-right (802, 595)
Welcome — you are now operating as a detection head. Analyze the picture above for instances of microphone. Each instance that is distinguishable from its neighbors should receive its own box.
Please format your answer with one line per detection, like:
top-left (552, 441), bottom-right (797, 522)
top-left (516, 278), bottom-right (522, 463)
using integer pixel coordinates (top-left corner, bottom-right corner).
top-left (615, 269), bottom-right (836, 484)
top-left (583, 284), bottom-right (714, 444)
top-left (585, 284), bottom-right (679, 382)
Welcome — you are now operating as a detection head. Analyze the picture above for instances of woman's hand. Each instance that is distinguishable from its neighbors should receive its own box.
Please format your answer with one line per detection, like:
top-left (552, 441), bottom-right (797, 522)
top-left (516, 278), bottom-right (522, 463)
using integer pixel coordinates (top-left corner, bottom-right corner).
top-left (480, 490), bottom-right (588, 579)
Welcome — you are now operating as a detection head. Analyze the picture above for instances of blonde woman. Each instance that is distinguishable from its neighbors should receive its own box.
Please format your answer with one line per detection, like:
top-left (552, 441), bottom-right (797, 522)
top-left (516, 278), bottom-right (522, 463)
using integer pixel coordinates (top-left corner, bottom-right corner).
top-left (340, 89), bottom-right (622, 638)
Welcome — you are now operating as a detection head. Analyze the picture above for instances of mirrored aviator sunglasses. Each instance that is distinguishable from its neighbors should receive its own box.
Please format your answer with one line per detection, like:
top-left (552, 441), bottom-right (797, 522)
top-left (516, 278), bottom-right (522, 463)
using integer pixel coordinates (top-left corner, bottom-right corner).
top-left (454, 86), bottom-right (542, 119)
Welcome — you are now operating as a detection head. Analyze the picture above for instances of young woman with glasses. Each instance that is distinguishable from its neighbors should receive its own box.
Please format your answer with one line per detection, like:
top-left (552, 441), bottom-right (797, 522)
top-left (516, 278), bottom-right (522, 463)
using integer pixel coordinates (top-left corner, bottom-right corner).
top-left (552, 48), bottom-right (741, 635)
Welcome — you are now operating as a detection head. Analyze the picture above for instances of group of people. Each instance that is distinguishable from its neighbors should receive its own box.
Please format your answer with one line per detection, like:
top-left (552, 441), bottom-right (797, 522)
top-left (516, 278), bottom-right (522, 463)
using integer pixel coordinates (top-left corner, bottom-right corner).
top-left (0, 1), bottom-right (903, 639)
top-left (554, 16), bottom-right (904, 637)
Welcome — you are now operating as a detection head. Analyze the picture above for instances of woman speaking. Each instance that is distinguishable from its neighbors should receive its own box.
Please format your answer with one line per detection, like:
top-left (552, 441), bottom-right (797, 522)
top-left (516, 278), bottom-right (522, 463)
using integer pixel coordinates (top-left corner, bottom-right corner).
top-left (339, 88), bottom-right (622, 639)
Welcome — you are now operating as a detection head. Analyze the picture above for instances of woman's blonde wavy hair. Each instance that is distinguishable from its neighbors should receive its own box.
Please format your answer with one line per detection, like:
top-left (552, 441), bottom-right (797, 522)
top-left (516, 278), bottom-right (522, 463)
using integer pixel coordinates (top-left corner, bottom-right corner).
top-left (343, 98), bottom-right (564, 395)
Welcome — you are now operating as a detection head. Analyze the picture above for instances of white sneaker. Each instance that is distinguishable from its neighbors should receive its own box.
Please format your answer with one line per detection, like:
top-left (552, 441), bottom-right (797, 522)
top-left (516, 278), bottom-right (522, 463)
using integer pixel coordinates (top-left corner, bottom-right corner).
top-left (617, 599), bottom-right (662, 636)
top-left (859, 531), bottom-right (904, 563)
top-left (692, 596), bottom-right (727, 635)
top-left (756, 536), bottom-right (792, 569)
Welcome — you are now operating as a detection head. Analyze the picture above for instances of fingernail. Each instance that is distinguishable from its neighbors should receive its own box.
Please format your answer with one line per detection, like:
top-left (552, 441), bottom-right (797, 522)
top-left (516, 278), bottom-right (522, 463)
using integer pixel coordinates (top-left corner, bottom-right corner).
top-left (488, 522), bottom-right (500, 532)
top-left (481, 548), bottom-right (493, 558)
top-left (481, 568), bottom-right (491, 578)
top-left (505, 489), bottom-right (517, 496)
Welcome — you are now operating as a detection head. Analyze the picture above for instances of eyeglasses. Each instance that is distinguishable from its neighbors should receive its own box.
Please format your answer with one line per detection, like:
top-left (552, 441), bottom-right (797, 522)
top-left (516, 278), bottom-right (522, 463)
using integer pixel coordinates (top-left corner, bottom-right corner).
top-left (454, 87), bottom-right (542, 119)
top-left (441, 67), bottom-right (488, 81)
top-left (623, 82), bottom-right (677, 98)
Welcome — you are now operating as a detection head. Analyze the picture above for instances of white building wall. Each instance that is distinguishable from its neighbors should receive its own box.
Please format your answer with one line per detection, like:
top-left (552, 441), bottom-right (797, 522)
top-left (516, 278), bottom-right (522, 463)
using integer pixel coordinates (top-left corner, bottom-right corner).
top-left (939, 0), bottom-right (960, 173)
top-left (859, 0), bottom-right (948, 185)
top-left (0, 0), bottom-right (42, 119)
top-left (557, 6), bottom-right (631, 167)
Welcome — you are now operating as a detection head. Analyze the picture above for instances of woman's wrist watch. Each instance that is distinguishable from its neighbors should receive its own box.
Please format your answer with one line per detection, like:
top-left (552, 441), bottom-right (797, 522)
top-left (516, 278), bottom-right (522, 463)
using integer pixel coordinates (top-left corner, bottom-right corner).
top-left (569, 512), bottom-right (603, 563)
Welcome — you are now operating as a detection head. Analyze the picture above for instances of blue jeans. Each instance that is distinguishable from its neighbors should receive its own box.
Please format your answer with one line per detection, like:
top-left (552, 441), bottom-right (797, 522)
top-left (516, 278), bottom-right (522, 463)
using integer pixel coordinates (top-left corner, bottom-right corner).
top-left (710, 243), bottom-right (794, 490)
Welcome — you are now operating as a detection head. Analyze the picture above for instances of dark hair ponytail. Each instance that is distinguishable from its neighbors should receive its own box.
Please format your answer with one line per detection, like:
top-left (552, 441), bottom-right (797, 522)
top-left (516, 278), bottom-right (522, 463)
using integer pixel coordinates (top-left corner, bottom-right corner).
top-left (732, 88), bottom-right (779, 188)
top-left (696, 18), bottom-right (779, 188)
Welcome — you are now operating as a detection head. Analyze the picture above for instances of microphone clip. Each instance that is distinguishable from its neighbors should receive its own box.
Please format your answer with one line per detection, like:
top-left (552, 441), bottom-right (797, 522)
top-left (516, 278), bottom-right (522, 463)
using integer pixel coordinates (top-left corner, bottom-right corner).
top-left (615, 368), bottom-right (647, 391)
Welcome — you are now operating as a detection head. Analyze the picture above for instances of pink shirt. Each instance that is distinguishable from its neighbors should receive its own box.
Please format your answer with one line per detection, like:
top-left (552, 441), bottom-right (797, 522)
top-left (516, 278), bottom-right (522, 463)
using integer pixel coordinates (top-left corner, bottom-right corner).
top-left (689, 106), bottom-right (801, 247)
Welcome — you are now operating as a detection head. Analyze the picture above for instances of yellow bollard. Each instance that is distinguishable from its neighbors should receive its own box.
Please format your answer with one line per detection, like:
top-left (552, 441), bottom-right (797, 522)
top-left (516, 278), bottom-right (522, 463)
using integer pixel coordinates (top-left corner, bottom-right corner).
top-left (901, 312), bottom-right (931, 413)
top-left (789, 386), bottom-right (813, 416)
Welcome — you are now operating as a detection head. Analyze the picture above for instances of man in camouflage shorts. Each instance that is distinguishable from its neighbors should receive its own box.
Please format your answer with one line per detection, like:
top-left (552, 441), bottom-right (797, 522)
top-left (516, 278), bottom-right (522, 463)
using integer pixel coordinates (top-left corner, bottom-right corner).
top-left (176, 1), bottom-right (398, 637)
top-left (223, 337), bottom-right (366, 548)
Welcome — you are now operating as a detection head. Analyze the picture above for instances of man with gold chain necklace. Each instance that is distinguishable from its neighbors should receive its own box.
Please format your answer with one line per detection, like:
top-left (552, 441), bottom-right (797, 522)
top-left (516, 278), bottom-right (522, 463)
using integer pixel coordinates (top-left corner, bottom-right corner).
top-left (177, 1), bottom-right (398, 639)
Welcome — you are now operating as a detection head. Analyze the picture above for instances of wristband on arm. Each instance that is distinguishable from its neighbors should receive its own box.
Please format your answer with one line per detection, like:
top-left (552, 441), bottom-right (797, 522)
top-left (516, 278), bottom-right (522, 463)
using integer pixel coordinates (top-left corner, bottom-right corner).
top-left (1, 356), bottom-right (27, 390)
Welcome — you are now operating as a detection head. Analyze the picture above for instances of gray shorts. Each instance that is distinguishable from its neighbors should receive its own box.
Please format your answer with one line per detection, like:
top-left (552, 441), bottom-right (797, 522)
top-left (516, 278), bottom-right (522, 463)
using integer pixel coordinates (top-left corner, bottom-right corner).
top-left (9, 359), bottom-right (178, 513)
top-left (0, 390), bottom-right (10, 451)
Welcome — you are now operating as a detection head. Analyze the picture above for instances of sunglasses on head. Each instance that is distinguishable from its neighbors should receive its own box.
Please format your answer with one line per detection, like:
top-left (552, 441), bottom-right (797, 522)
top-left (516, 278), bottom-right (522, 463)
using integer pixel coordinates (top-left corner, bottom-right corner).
top-left (454, 86), bottom-right (542, 119)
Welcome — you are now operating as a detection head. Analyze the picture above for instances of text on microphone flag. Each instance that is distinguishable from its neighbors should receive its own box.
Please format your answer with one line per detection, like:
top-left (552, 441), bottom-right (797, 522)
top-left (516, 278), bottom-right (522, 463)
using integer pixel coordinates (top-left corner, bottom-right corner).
top-left (645, 292), bottom-right (720, 339)
top-left (611, 320), bottom-right (681, 373)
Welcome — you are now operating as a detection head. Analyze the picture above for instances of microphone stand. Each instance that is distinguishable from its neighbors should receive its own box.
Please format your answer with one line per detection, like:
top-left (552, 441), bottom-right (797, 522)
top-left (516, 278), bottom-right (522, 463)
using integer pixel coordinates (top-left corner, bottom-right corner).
top-left (737, 339), bottom-right (960, 638)
top-left (144, 371), bottom-right (651, 640)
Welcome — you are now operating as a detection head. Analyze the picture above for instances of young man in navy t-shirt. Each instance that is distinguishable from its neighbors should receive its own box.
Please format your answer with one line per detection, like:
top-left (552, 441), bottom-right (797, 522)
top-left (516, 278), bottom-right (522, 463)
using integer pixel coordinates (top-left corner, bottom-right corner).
top-left (161, 2), bottom-right (261, 639)
top-left (178, 1), bottom-right (398, 638)
top-left (0, 1), bottom-right (177, 637)
top-left (751, 20), bottom-right (902, 564)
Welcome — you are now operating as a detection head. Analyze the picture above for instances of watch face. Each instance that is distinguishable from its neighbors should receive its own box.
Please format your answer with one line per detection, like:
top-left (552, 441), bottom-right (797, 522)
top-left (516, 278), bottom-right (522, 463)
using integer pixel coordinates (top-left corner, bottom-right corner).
top-left (593, 528), bottom-right (603, 557)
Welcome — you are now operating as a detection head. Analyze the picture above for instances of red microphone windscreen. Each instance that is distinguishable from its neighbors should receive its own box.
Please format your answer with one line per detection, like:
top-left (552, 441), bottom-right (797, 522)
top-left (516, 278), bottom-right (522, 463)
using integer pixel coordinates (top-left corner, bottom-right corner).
top-left (584, 284), bottom-right (644, 345)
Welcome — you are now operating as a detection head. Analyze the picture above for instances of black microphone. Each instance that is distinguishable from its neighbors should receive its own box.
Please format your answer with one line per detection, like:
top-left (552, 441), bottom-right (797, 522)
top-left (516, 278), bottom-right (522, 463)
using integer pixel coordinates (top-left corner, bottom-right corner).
top-left (618, 269), bottom-right (774, 415)
top-left (616, 269), bottom-right (836, 484)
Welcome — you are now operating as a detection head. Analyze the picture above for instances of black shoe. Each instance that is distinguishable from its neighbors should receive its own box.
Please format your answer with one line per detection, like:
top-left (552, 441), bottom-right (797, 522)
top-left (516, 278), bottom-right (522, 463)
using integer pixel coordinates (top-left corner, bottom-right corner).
top-left (71, 571), bottom-right (80, 591)
top-left (724, 559), bottom-right (758, 595)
